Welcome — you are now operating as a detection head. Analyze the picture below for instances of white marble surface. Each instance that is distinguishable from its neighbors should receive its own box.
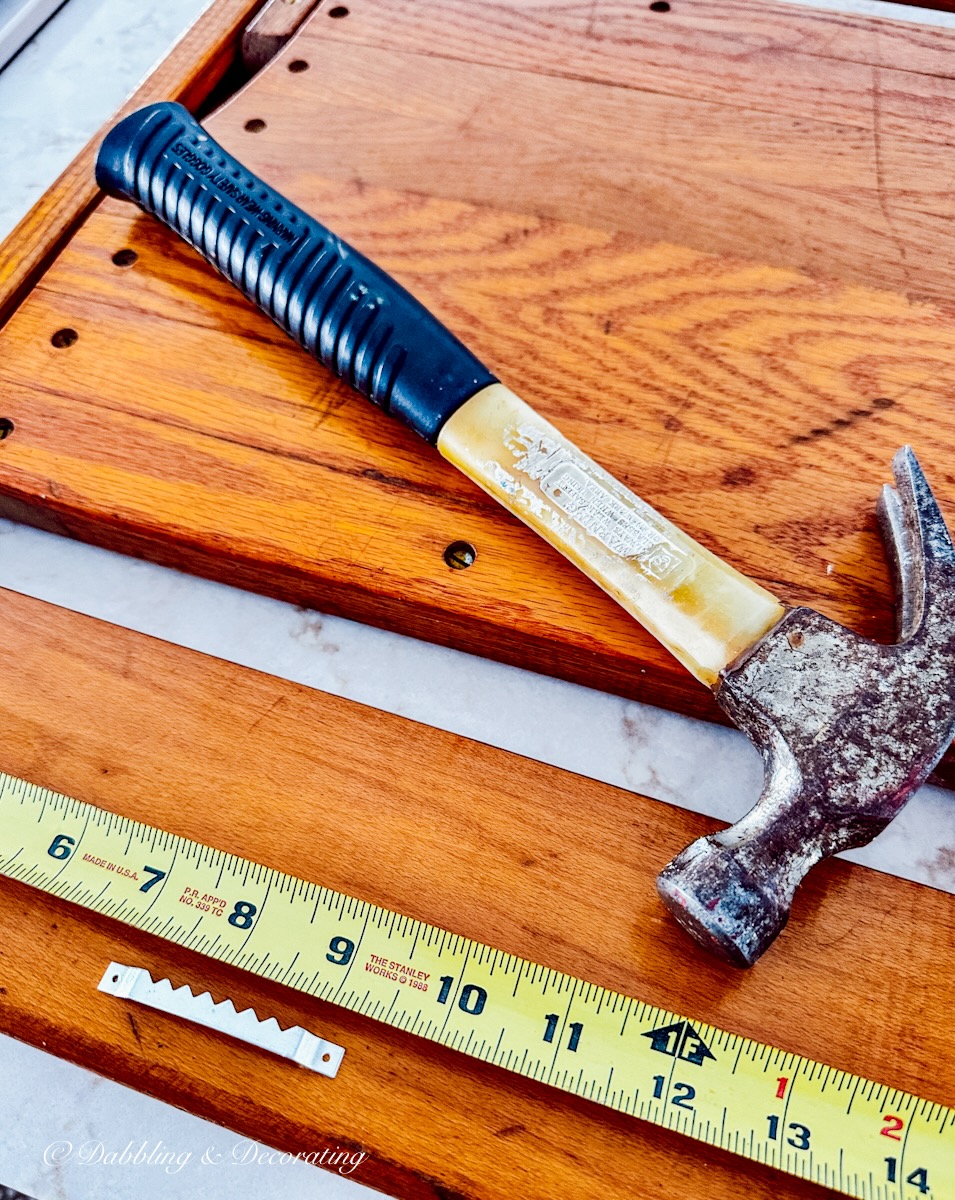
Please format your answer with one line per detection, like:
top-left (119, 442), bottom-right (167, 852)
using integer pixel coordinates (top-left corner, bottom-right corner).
top-left (2, 0), bottom-right (955, 1198)
top-left (0, 1033), bottom-right (378, 1200)
top-left (3, 516), bottom-right (955, 894)
top-left (0, 0), bottom-right (214, 240)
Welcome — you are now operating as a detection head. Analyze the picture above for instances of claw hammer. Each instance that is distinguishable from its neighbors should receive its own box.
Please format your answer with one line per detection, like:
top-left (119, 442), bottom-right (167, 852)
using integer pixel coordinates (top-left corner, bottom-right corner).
top-left (95, 102), bottom-right (955, 966)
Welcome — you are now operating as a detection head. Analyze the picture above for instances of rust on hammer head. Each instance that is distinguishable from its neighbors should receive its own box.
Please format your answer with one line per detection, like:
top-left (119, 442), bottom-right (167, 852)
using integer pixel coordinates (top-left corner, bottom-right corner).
top-left (657, 447), bottom-right (955, 967)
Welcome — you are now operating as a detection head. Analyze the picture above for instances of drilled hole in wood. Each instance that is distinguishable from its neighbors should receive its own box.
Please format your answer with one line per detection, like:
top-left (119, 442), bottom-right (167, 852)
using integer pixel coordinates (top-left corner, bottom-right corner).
top-left (112, 248), bottom-right (138, 267)
top-left (288, 59), bottom-right (309, 72)
top-left (244, 118), bottom-right (266, 133)
top-left (0, 418), bottom-right (14, 440)
top-left (649, 1), bottom-right (671, 10)
top-left (444, 541), bottom-right (477, 570)
top-left (329, 5), bottom-right (349, 16)
top-left (51, 328), bottom-right (78, 349)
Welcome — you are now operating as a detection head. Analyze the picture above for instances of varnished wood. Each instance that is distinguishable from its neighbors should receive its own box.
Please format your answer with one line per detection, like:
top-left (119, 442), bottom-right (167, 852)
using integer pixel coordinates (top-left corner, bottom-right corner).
top-left (1, 586), bottom-right (952, 1198)
top-left (296, 0), bottom-right (955, 301)
top-left (3, 185), bottom-right (955, 735)
top-left (0, 0), bottom-right (266, 330)
top-left (5, 0), bottom-right (955, 748)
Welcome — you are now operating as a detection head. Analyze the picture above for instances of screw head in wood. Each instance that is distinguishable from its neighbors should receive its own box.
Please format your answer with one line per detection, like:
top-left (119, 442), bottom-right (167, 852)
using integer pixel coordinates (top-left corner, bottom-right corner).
top-left (444, 541), bottom-right (477, 570)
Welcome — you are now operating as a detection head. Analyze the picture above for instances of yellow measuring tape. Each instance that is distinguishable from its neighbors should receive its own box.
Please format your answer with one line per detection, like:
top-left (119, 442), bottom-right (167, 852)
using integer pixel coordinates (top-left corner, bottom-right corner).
top-left (1, 769), bottom-right (951, 1196)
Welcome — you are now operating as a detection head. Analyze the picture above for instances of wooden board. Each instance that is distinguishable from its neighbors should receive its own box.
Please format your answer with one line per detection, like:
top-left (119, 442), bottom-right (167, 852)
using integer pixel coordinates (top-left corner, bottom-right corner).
top-left (274, 0), bottom-right (955, 300)
top-left (5, 0), bottom-right (955, 734)
top-left (1, 584), bottom-right (953, 1198)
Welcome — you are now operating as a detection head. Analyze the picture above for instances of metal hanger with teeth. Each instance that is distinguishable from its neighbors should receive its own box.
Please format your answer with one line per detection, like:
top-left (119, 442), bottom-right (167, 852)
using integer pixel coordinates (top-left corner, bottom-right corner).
top-left (98, 963), bottom-right (345, 1078)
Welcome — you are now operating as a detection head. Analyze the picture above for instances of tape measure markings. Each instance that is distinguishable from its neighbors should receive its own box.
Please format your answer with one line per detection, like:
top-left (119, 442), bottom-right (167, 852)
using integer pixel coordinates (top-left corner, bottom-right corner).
top-left (0, 769), bottom-right (951, 1198)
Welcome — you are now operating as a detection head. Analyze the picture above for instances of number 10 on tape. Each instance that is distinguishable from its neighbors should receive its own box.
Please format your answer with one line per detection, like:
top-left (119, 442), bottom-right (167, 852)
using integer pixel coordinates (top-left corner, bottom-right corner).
top-left (1, 773), bottom-right (952, 1198)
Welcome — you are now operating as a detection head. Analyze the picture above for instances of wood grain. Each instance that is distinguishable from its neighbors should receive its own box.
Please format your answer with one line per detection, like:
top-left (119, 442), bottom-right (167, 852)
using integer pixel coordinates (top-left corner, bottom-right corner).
top-left (292, 0), bottom-right (955, 300)
top-left (2, 183), bottom-right (955, 729)
top-left (1, 586), bottom-right (953, 1198)
top-left (0, 0), bottom-right (266, 329)
top-left (5, 0), bottom-right (955, 743)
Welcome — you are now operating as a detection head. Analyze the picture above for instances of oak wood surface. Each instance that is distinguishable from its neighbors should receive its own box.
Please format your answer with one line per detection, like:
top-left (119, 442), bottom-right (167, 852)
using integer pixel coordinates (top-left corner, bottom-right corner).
top-left (0, 0), bottom-right (266, 330)
top-left (296, 0), bottom-right (955, 300)
top-left (1, 585), bottom-right (953, 1198)
top-left (4, 0), bottom-right (955, 738)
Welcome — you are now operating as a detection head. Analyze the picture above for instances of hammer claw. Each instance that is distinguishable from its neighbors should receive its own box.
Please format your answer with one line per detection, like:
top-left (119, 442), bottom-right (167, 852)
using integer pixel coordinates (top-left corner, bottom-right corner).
top-left (879, 446), bottom-right (955, 643)
top-left (892, 445), bottom-right (955, 565)
top-left (658, 447), bottom-right (955, 966)
top-left (876, 480), bottom-right (918, 642)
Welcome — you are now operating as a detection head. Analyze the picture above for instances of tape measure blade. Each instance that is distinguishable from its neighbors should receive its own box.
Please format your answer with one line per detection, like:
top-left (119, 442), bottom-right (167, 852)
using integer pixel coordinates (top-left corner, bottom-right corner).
top-left (0, 770), bottom-right (951, 1199)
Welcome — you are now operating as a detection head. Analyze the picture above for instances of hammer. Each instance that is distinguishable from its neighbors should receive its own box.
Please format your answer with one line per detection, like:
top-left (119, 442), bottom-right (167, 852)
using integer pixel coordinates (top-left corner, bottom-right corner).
top-left (95, 103), bottom-right (955, 966)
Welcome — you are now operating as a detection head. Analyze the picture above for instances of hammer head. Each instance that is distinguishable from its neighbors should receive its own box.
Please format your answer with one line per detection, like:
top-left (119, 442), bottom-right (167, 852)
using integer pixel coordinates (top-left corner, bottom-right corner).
top-left (657, 447), bottom-right (955, 967)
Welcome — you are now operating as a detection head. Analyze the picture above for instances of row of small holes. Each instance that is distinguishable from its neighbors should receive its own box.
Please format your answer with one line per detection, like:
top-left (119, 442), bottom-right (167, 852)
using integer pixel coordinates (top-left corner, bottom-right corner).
top-left (245, 57), bottom-right (312, 131)
top-left (41, 246), bottom-right (477, 573)
top-left (47, 248), bottom-right (138, 352)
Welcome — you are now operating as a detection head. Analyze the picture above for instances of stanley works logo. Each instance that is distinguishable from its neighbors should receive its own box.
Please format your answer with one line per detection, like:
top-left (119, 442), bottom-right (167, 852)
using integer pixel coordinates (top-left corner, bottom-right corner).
top-left (642, 1020), bottom-right (716, 1066)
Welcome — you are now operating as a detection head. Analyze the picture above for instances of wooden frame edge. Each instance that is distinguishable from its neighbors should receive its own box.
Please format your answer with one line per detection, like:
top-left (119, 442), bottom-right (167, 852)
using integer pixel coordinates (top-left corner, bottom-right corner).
top-left (0, 0), bottom-right (267, 329)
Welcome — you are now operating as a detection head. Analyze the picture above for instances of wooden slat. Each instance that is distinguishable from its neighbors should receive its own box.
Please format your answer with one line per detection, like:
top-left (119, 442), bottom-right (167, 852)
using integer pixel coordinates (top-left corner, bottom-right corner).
top-left (1, 586), bottom-right (952, 1198)
top-left (242, 0), bottom-right (323, 73)
top-left (286, 0), bottom-right (955, 300)
top-left (2, 180), bottom-right (954, 728)
top-left (0, 0), bottom-right (266, 329)
top-left (4, 0), bottom-right (955, 742)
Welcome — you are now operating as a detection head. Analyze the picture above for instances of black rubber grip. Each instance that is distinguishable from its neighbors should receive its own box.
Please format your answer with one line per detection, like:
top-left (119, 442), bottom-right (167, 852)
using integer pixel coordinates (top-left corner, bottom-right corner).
top-left (95, 101), bottom-right (496, 443)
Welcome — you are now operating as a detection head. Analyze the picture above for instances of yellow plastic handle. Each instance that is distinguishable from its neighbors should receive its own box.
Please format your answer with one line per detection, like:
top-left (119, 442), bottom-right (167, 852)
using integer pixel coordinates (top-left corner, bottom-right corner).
top-left (438, 384), bottom-right (785, 686)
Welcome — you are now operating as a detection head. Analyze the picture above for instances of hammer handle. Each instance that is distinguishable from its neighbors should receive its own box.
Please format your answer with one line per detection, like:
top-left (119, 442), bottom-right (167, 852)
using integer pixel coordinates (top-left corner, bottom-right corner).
top-left (94, 102), bottom-right (496, 444)
top-left (95, 102), bottom-right (785, 689)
